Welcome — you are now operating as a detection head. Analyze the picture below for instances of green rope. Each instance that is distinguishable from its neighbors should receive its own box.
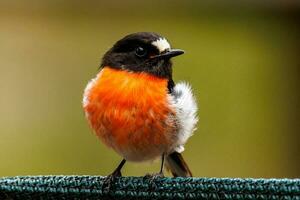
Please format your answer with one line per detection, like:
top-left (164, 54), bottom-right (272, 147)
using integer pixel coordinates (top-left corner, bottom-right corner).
top-left (0, 176), bottom-right (299, 199)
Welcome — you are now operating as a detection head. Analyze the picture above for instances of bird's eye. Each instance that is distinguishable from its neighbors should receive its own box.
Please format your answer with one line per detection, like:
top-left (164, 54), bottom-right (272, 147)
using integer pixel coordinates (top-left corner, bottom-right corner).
top-left (135, 46), bottom-right (147, 57)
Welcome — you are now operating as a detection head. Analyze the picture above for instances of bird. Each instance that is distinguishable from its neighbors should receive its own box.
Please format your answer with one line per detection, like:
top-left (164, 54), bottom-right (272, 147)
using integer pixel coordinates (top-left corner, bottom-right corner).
top-left (83, 32), bottom-right (198, 178)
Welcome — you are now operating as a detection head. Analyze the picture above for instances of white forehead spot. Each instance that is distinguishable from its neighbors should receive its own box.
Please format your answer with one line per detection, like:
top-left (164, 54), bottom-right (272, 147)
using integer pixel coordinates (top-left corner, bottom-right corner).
top-left (151, 38), bottom-right (171, 53)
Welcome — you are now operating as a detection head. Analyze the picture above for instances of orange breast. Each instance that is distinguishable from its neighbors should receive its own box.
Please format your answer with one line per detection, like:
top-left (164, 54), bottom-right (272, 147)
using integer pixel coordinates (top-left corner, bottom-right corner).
top-left (83, 67), bottom-right (176, 161)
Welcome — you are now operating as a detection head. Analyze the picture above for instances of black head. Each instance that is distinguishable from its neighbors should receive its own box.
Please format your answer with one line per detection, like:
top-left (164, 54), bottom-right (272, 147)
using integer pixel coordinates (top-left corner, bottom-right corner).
top-left (101, 32), bottom-right (184, 79)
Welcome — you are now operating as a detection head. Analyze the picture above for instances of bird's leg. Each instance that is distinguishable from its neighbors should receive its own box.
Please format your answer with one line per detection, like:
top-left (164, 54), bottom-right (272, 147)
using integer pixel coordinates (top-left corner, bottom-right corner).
top-left (110, 159), bottom-right (126, 177)
top-left (145, 154), bottom-right (165, 178)
top-left (102, 159), bottom-right (126, 192)
top-left (159, 153), bottom-right (165, 175)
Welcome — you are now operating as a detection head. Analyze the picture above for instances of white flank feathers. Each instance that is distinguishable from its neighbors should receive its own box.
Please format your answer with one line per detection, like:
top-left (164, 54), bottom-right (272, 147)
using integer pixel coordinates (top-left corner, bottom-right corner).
top-left (82, 70), bottom-right (102, 108)
top-left (170, 82), bottom-right (198, 153)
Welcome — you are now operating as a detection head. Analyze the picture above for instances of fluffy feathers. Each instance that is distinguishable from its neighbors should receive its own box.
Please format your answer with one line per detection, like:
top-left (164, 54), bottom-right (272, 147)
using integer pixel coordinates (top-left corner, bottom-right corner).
top-left (169, 82), bottom-right (198, 153)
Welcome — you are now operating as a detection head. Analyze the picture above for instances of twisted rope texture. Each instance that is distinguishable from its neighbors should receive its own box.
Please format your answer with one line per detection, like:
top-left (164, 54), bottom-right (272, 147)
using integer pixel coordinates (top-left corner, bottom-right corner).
top-left (0, 176), bottom-right (299, 199)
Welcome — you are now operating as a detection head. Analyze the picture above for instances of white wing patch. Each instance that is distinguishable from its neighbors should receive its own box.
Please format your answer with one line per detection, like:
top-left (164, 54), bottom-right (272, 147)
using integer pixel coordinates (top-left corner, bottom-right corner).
top-left (169, 82), bottom-right (198, 153)
top-left (151, 38), bottom-right (171, 53)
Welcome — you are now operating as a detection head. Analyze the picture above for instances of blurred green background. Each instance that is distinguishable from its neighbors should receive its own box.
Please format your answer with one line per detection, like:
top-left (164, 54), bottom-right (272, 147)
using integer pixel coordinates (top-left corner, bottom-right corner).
top-left (0, 0), bottom-right (299, 178)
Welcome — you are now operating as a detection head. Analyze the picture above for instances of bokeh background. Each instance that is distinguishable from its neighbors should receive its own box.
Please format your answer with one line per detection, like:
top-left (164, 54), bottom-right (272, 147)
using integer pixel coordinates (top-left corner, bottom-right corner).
top-left (0, 0), bottom-right (299, 178)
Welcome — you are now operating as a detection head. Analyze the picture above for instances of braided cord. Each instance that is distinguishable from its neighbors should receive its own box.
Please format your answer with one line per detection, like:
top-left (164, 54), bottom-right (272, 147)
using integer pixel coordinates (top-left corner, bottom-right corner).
top-left (0, 176), bottom-right (299, 199)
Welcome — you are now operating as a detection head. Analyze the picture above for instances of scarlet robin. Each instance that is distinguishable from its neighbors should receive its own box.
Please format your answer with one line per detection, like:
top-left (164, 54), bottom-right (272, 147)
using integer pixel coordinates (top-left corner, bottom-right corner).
top-left (83, 32), bottom-right (198, 178)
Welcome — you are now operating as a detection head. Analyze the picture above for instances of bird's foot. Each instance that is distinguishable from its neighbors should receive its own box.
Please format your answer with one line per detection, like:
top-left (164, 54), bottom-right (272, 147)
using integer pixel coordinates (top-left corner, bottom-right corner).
top-left (102, 170), bottom-right (122, 193)
top-left (144, 172), bottom-right (164, 179)
top-left (144, 172), bottom-right (164, 190)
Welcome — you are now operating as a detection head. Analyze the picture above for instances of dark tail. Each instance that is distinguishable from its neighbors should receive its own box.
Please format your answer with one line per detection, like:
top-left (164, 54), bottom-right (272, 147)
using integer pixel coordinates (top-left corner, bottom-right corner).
top-left (165, 152), bottom-right (193, 177)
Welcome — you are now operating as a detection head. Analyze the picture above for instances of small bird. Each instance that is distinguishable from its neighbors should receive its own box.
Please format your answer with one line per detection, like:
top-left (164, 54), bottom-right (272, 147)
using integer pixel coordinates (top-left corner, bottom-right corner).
top-left (83, 32), bottom-right (198, 178)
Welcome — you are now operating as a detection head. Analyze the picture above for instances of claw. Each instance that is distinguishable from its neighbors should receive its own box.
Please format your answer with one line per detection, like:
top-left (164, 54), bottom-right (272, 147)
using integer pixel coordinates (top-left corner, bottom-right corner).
top-left (102, 159), bottom-right (126, 193)
top-left (144, 172), bottom-right (164, 190)
top-left (102, 170), bottom-right (122, 193)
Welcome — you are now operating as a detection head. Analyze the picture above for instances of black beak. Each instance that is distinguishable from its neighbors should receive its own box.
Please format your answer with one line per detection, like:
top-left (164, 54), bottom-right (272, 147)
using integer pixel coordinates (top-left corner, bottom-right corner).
top-left (152, 49), bottom-right (185, 59)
